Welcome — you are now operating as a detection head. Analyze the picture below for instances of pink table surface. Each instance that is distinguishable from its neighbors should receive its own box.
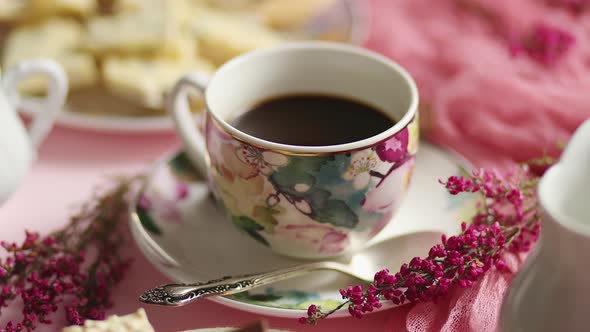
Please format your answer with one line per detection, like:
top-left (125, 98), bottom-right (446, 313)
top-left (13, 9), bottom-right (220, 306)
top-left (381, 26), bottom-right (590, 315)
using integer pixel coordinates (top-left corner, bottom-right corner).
top-left (0, 127), bottom-right (394, 332)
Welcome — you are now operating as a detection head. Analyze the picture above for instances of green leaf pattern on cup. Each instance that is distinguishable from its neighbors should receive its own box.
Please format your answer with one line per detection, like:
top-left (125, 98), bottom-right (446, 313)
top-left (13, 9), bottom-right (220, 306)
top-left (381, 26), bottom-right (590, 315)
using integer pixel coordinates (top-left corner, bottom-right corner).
top-left (232, 216), bottom-right (270, 246)
top-left (168, 151), bottom-right (203, 182)
top-left (268, 155), bottom-right (359, 229)
top-left (137, 206), bottom-right (162, 235)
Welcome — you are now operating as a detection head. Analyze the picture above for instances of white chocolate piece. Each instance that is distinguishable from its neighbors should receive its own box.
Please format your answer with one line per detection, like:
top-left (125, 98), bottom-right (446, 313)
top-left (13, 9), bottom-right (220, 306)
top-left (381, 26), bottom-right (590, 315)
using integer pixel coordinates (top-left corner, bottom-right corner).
top-left (109, 0), bottom-right (143, 13)
top-left (30, 0), bottom-right (97, 17)
top-left (190, 6), bottom-right (282, 65)
top-left (85, 0), bottom-right (190, 56)
top-left (206, 0), bottom-right (260, 10)
top-left (3, 18), bottom-right (84, 66)
top-left (2, 18), bottom-right (97, 93)
top-left (0, 0), bottom-right (29, 21)
top-left (15, 52), bottom-right (98, 94)
top-left (102, 55), bottom-right (214, 108)
top-left (59, 52), bottom-right (99, 89)
top-left (110, 0), bottom-right (188, 15)
top-left (86, 14), bottom-right (175, 54)
top-left (62, 309), bottom-right (155, 332)
top-left (257, 0), bottom-right (337, 30)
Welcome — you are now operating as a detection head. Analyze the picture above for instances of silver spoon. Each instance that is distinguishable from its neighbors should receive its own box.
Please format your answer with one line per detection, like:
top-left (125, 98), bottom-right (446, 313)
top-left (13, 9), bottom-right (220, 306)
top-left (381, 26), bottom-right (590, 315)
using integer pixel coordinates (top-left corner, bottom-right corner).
top-left (139, 230), bottom-right (443, 307)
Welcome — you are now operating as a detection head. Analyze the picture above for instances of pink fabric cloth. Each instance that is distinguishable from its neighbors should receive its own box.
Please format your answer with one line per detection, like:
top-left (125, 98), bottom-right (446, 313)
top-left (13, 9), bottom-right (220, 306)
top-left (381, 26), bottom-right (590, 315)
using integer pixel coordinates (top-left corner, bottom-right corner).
top-left (366, 0), bottom-right (590, 167)
top-left (386, 253), bottom-right (525, 332)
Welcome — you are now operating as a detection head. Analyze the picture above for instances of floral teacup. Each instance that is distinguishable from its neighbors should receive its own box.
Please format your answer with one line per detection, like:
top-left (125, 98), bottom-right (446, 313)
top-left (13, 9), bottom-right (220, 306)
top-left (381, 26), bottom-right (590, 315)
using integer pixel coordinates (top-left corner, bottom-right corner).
top-left (168, 42), bottom-right (419, 259)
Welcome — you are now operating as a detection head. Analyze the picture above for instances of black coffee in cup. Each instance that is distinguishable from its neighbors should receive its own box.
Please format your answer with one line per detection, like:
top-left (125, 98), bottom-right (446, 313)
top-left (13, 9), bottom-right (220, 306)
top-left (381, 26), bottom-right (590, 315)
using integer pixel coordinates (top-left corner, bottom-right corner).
top-left (230, 94), bottom-right (396, 146)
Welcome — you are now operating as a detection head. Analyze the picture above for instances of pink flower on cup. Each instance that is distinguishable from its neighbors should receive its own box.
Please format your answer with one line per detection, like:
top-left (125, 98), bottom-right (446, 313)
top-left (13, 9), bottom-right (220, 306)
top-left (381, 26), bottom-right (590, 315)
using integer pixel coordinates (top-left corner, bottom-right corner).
top-left (275, 224), bottom-right (350, 255)
top-left (320, 231), bottom-right (349, 255)
top-left (376, 128), bottom-right (409, 163)
top-left (342, 150), bottom-right (378, 190)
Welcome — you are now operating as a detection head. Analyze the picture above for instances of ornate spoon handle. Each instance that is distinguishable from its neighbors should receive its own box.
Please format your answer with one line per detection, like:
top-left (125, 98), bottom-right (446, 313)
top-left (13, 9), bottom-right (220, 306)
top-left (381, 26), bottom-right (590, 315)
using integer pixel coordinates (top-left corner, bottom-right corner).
top-left (139, 261), bottom-right (352, 306)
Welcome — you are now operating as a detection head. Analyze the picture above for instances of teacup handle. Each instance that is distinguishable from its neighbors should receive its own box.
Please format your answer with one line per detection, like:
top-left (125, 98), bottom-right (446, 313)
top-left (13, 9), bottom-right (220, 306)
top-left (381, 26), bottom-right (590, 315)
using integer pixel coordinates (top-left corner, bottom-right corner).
top-left (167, 72), bottom-right (211, 178)
top-left (2, 59), bottom-right (68, 149)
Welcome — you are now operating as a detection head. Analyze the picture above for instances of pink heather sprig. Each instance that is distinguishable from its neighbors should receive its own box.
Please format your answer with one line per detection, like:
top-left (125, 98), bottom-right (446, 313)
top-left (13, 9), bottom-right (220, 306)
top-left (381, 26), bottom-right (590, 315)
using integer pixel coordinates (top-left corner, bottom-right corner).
top-left (300, 161), bottom-right (547, 325)
top-left (0, 177), bottom-right (136, 331)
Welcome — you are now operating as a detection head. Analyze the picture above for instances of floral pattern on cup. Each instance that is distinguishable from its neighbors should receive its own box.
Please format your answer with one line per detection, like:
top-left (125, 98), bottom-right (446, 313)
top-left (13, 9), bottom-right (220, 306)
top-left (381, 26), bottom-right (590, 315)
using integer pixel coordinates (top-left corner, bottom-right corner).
top-left (206, 115), bottom-right (419, 258)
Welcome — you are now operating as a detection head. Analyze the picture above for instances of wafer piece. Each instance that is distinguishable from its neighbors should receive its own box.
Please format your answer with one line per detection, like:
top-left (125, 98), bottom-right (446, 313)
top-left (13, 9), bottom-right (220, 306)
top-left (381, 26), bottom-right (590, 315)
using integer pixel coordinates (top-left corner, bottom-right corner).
top-left (86, 0), bottom-right (192, 56)
top-left (102, 55), bottom-right (214, 109)
top-left (30, 0), bottom-right (97, 18)
top-left (0, 1), bottom-right (29, 21)
top-left (2, 18), bottom-right (98, 93)
top-left (3, 18), bottom-right (83, 65)
top-left (86, 14), bottom-right (176, 55)
top-left (256, 0), bottom-right (336, 30)
top-left (190, 6), bottom-right (282, 65)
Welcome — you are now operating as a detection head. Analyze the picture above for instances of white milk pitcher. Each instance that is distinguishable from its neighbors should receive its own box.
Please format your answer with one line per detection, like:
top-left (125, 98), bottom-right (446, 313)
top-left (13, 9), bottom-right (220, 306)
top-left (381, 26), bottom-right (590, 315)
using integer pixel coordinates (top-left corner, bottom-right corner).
top-left (499, 119), bottom-right (590, 332)
top-left (0, 59), bottom-right (67, 205)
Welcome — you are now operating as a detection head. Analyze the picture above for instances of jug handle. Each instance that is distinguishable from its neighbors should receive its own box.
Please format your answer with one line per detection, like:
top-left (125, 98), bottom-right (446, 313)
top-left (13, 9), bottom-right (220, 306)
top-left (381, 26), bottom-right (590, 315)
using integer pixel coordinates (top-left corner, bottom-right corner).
top-left (2, 59), bottom-right (68, 148)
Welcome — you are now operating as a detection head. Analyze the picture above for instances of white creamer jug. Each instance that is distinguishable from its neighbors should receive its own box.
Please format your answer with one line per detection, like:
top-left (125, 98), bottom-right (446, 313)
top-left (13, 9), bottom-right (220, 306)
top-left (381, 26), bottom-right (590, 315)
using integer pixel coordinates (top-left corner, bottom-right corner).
top-left (499, 119), bottom-right (590, 332)
top-left (0, 59), bottom-right (67, 205)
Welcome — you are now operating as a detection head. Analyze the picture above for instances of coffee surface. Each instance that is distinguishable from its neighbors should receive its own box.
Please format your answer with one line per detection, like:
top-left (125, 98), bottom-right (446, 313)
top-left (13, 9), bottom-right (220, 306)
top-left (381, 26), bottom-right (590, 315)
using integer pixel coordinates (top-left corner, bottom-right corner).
top-left (230, 94), bottom-right (395, 146)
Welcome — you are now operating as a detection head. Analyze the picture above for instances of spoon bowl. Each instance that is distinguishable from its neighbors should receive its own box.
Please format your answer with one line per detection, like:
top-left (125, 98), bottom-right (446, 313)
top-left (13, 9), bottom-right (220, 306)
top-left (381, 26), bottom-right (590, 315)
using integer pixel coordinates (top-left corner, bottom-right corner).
top-left (348, 231), bottom-right (443, 281)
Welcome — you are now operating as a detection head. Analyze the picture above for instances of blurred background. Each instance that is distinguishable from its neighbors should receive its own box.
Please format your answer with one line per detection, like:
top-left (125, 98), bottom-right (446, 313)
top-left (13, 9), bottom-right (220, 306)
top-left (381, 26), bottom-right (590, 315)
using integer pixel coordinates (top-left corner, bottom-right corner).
top-left (2, 0), bottom-right (587, 165)
top-left (1, 1), bottom-right (589, 330)
top-left (0, 0), bottom-right (362, 128)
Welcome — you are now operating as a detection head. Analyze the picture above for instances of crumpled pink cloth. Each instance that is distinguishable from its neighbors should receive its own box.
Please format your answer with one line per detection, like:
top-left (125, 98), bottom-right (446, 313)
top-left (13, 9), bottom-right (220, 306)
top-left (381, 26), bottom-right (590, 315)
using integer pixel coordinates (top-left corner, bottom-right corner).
top-left (366, 0), bottom-right (590, 167)
top-left (363, 0), bottom-right (590, 331)
top-left (385, 253), bottom-right (525, 332)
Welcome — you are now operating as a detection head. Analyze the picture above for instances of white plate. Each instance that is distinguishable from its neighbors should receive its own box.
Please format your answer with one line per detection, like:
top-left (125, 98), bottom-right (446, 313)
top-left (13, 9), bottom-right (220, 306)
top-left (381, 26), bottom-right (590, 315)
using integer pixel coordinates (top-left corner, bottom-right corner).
top-left (19, 97), bottom-right (175, 132)
top-left (128, 143), bottom-right (477, 318)
top-left (17, 0), bottom-right (368, 133)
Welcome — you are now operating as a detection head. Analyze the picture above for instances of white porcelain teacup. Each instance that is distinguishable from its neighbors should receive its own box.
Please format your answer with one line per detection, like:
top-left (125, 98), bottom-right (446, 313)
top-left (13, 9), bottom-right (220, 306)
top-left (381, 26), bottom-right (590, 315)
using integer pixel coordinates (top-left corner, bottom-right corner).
top-left (168, 42), bottom-right (419, 259)
top-left (0, 59), bottom-right (68, 205)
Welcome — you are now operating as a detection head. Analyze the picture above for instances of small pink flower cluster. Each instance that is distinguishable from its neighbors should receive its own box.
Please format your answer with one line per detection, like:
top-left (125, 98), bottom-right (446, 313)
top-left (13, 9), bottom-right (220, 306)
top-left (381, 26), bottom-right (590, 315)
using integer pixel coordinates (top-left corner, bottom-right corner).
top-left (341, 284), bottom-right (382, 318)
top-left (303, 221), bottom-right (507, 324)
top-left (0, 179), bottom-right (133, 331)
top-left (0, 231), bottom-right (130, 331)
top-left (298, 305), bottom-right (322, 324)
top-left (510, 23), bottom-right (575, 66)
top-left (300, 163), bottom-right (543, 325)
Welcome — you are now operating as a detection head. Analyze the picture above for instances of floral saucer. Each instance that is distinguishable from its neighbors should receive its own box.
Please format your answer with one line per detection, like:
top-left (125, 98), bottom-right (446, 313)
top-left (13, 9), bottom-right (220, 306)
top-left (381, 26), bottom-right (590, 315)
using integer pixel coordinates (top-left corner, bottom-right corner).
top-left (129, 143), bottom-right (476, 318)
